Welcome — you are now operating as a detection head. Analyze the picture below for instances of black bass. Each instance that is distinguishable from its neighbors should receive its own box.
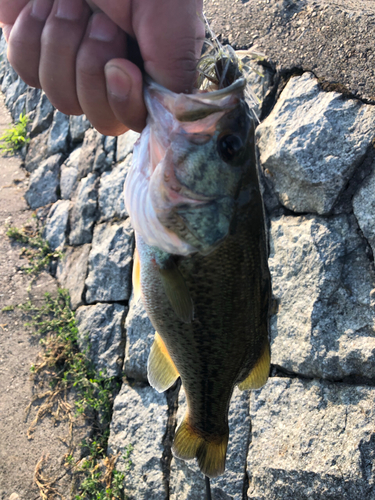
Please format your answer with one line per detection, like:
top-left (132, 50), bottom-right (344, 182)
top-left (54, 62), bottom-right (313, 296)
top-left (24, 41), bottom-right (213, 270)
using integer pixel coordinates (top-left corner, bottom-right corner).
top-left (124, 53), bottom-right (271, 479)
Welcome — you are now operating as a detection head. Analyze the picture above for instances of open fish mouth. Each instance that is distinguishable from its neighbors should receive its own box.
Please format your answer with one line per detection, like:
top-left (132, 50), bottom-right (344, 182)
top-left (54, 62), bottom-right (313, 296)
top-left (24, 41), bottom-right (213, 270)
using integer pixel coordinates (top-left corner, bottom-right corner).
top-left (145, 77), bottom-right (248, 126)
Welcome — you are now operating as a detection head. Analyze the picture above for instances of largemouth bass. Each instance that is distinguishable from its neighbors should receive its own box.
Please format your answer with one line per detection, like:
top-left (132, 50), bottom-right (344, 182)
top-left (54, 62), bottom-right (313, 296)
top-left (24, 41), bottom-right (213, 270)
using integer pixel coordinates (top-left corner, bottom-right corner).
top-left (124, 52), bottom-right (271, 479)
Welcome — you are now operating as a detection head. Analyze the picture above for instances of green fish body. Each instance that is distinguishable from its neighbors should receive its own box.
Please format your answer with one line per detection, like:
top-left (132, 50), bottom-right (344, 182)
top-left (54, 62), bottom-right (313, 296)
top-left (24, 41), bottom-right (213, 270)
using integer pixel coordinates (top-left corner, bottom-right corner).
top-left (125, 72), bottom-right (271, 478)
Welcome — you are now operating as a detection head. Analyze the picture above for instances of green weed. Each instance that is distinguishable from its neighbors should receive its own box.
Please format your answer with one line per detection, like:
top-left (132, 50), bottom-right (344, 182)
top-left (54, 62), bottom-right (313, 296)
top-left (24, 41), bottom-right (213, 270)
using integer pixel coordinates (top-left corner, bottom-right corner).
top-left (6, 224), bottom-right (62, 277)
top-left (1, 305), bottom-right (14, 312)
top-left (124, 444), bottom-right (134, 471)
top-left (0, 112), bottom-right (29, 154)
top-left (73, 442), bottom-right (126, 500)
top-left (23, 289), bottom-right (127, 499)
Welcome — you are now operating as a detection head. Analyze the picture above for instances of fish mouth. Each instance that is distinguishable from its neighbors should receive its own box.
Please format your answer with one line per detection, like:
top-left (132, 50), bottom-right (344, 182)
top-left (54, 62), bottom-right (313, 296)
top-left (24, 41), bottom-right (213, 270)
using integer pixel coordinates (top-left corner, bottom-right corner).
top-left (195, 77), bottom-right (247, 99)
top-left (145, 77), bottom-right (247, 124)
top-left (146, 75), bottom-right (247, 100)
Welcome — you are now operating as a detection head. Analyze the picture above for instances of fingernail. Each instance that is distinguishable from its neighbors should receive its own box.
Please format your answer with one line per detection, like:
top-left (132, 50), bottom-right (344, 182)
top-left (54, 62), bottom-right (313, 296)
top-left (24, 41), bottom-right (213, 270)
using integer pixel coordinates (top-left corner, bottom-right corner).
top-left (105, 64), bottom-right (131, 100)
top-left (89, 13), bottom-right (118, 42)
top-left (31, 0), bottom-right (53, 21)
top-left (55, 0), bottom-right (83, 21)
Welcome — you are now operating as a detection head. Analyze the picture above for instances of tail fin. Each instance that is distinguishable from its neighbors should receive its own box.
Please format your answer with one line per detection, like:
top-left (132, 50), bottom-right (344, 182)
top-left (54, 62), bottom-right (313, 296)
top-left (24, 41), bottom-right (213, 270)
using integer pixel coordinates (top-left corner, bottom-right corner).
top-left (172, 414), bottom-right (228, 478)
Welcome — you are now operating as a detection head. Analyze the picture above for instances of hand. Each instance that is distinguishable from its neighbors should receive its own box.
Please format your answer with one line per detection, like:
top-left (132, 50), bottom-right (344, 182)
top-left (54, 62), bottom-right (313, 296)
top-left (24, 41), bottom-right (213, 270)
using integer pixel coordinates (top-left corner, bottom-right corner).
top-left (0, 0), bottom-right (204, 135)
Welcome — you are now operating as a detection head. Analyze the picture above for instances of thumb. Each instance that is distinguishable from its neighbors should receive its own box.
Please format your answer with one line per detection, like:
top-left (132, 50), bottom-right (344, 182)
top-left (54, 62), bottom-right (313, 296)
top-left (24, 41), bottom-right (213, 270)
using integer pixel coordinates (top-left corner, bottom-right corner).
top-left (105, 58), bottom-right (147, 133)
top-left (133, 0), bottom-right (205, 94)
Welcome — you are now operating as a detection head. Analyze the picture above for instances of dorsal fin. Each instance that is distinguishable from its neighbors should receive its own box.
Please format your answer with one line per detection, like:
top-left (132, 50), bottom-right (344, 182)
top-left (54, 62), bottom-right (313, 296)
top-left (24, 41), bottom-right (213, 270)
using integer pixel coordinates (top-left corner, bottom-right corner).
top-left (147, 332), bottom-right (180, 392)
top-left (132, 247), bottom-right (142, 301)
top-left (158, 260), bottom-right (194, 323)
top-left (238, 342), bottom-right (270, 391)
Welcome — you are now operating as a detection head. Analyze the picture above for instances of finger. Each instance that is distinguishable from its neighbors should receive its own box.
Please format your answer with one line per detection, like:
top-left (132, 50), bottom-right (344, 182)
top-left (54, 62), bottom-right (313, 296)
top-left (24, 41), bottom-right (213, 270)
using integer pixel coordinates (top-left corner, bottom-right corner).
top-left (105, 58), bottom-right (147, 133)
top-left (7, 0), bottom-right (54, 88)
top-left (195, 0), bottom-right (205, 57)
top-left (39, 0), bottom-right (91, 115)
top-left (132, 0), bottom-right (205, 94)
top-left (84, 0), bottom-right (133, 35)
top-left (92, 0), bottom-right (204, 93)
top-left (76, 12), bottom-right (129, 136)
top-left (85, 0), bottom-right (100, 13)
top-left (0, 0), bottom-right (28, 25)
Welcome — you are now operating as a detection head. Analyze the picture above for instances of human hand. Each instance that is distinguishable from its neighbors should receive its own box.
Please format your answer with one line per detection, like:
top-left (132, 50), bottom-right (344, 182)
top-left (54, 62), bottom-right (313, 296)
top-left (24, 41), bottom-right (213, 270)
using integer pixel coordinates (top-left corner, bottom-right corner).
top-left (0, 0), bottom-right (204, 135)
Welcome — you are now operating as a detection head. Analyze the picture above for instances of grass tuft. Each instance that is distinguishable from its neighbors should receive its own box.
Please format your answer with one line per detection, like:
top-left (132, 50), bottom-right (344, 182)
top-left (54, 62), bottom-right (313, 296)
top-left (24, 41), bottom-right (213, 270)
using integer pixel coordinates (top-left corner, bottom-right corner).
top-left (23, 289), bottom-right (128, 499)
top-left (0, 112), bottom-right (29, 154)
top-left (1, 305), bottom-right (14, 312)
top-left (6, 223), bottom-right (62, 278)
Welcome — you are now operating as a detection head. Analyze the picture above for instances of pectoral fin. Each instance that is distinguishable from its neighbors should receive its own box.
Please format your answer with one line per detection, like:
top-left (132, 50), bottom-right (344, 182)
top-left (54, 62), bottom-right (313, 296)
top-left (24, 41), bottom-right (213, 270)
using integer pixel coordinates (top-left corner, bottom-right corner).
top-left (238, 342), bottom-right (270, 391)
top-left (147, 332), bottom-right (180, 393)
top-left (132, 248), bottom-right (142, 301)
top-left (158, 260), bottom-right (194, 323)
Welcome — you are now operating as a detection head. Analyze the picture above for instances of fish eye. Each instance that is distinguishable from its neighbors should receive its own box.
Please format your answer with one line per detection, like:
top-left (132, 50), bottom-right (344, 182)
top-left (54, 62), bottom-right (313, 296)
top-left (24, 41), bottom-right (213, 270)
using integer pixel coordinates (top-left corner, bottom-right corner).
top-left (217, 134), bottom-right (243, 163)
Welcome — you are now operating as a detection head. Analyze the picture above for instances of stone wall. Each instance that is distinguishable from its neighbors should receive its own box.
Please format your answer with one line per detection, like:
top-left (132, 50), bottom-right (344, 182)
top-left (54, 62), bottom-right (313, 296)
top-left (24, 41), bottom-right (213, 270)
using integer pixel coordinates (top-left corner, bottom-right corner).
top-left (1, 2), bottom-right (375, 496)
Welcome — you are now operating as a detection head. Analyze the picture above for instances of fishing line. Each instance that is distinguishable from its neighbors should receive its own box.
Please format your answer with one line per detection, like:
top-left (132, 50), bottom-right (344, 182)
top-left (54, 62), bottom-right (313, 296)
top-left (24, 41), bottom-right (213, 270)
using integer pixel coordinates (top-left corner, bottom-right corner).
top-left (205, 475), bottom-right (212, 500)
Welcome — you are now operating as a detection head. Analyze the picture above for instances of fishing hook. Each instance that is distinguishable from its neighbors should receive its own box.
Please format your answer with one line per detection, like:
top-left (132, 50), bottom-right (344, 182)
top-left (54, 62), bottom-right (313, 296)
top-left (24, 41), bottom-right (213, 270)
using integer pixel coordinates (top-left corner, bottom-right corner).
top-left (205, 475), bottom-right (212, 500)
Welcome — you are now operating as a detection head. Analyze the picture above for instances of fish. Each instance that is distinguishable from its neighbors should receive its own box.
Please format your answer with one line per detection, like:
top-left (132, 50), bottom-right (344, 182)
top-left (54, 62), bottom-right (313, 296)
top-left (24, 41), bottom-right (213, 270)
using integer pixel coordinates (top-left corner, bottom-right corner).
top-left (124, 46), bottom-right (271, 479)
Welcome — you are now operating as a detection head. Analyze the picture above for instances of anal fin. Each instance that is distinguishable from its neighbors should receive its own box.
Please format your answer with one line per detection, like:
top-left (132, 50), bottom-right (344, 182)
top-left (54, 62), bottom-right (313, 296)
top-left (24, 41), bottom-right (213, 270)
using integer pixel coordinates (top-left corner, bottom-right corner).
top-left (147, 332), bottom-right (180, 392)
top-left (158, 260), bottom-right (194, 323)
top-left (238, 342), bottom-right (270, 391)
top-left (172, 413), bottom-right (228, 478)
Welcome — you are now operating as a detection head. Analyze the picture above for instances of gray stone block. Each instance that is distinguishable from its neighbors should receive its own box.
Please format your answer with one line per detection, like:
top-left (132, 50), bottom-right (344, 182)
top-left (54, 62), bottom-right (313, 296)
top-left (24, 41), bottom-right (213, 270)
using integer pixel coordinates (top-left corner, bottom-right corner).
top-left (69, 114), bottom-right (91, 142)
top-left (269, 214), bottom-right (375, 380)
top-left (78, 128), bottom-right (103, 180)
top-left (48, 110), bottom-right (69, 154)
top-left (98, 154), bottom-right (132, 222)
top-left (0, 35), bottom-right (8, 82)
top-left (107, 381), bottom-right (168, 500)
top-left (56, 243), bottom-right (91, 310)
top-left (25, 129), bottom-right (49, 173)
top-left (11, 94), bottom-right (26, 122)
top-left (84, 219), bottom-right (134, 303)
top-left (30, 92), bottom-right (54, 136)
top-left (248, 378), bottom-right (375, 500)
top-left (25, 87), bottom-right (42, 115)
top-left (104, 136), bottom-right (116, 154)
top-left (75, 303), bottom-right (127, 378)
top-left (43, 200), bottom-right (71, 250)
top-left (257, 72), bottom-right (375, 214)
top-left (24, 154), bottom-right (63, 209)
top-left (116, 130), bottom-right (139, 163)
top-left (353, 166), bottom-right (375, 257)
top-left (68, 173), bottom-right (99, 245)
top-left (60, 146), bottom-right (81, 200)
top-left (124, 293), bottom-right (154, 382)
top-left (1, 65), bottom-right (18, 94)
top-left (5, 77), bottom-right (27, 109)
